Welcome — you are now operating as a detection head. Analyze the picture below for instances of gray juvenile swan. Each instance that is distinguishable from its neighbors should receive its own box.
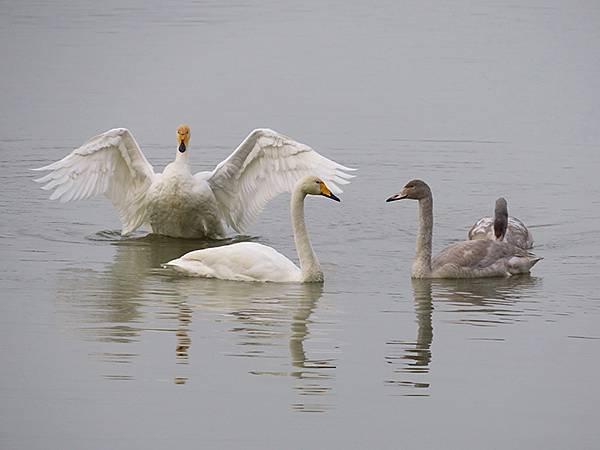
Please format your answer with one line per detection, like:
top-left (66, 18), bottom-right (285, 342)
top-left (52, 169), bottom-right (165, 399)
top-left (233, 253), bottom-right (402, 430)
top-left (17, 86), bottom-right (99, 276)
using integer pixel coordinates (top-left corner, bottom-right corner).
top-left (386, 180), bottom-right (541, 279)
top-left (468, 197), bottom-right (533, 249)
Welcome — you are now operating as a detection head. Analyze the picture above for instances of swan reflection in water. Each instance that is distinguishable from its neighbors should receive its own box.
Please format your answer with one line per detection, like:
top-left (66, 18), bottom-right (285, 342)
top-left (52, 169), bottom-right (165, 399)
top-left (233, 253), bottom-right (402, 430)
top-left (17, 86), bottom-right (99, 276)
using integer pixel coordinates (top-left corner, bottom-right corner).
top-left (386, 276), bottom-right (541, 395)
top-left (56, 231), bottom-right (240, 340)
top-left (55, 232), bottom-right (232, 382)
top-left (196, 281), bottom-right (331, 412)
top-left (288, 284), bottom-right (335, 412)
top-left (56, 232), bottom-right (335, 407)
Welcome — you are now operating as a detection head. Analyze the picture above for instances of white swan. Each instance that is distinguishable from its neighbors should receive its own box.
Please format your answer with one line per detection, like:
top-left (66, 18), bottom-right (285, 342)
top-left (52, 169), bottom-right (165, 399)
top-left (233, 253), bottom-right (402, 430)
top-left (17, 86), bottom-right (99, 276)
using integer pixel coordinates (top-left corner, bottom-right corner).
top-left (386, 180), bottom-right (541, 279)
top-left (163, 176), bottom-right (339, 282)
top-left (468, 197), bottom-right (534, 249)
top-left (33, 126), bottom-right (354, 239)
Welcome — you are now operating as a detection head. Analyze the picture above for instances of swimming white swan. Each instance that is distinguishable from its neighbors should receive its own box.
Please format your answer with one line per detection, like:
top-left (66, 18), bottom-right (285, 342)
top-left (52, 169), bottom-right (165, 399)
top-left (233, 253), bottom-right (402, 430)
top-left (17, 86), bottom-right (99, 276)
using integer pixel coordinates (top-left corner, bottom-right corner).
top-left (163, 176), bottom-right (339, 282)
top-left (468, 197), bottom-right (534, 249)
top-left (386, 180), bottom-right (541, 279)
top-left (33, 126), bottom-right (354, 238)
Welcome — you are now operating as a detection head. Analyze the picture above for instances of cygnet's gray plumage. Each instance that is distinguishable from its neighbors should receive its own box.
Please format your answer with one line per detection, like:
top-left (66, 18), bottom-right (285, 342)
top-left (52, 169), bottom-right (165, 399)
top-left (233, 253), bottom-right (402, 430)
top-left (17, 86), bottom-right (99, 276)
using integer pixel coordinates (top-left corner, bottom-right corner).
top-left (387, 180), bottom-right (541, 279)
top-left (468, 197), bottom-right (533, 249)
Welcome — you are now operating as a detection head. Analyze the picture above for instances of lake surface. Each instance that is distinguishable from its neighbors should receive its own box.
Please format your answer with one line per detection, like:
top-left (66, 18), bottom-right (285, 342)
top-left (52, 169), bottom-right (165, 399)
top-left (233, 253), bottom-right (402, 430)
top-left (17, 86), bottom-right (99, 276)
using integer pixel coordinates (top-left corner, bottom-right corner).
top-left (1, 1), bottom-right (600, 448)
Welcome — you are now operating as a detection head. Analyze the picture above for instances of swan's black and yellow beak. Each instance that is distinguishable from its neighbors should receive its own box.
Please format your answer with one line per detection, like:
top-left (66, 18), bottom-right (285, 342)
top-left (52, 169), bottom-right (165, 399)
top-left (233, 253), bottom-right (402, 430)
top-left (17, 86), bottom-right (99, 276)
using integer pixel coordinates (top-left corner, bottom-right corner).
top-left (320, 181), bottom-right (341, 202)
top-left (386, 192), bottom-right (406, 202)
top-left (177, 124), bottom-right (190, 153)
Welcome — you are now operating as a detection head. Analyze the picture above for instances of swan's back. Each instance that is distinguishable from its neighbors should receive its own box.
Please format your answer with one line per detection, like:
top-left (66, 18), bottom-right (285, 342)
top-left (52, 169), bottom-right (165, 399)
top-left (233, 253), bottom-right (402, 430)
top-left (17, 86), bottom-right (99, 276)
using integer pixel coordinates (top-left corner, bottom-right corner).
top-left (431, 239), bottom-right (541, 278)
top-left (468, 216), bottom-right (534, 249)
top-left (164, 242), bottom-right (301, 282)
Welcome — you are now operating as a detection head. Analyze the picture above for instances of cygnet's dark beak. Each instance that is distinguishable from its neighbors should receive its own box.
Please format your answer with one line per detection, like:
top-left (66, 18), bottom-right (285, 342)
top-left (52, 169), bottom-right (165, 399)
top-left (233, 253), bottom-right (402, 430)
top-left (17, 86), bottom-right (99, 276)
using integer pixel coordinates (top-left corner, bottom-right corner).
top-left (386, 192), bottom-right (406, 202)
top-left (178, 142), bottom-right (186, 153)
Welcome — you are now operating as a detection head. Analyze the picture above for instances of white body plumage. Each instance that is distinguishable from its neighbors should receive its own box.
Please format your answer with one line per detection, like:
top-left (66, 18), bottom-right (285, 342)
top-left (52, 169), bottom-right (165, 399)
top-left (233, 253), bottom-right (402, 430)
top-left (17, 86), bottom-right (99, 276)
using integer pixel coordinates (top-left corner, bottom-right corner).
top-left (144, 164), bottom-right (225, 239)
top-left (165, 242), bottom-right (302, 282)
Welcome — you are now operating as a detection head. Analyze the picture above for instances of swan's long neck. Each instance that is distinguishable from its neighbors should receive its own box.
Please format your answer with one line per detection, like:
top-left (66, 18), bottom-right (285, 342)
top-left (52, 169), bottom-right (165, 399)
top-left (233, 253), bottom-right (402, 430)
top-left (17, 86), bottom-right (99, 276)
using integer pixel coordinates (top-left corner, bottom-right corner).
top-left (175, 149), bottom-right (189, 164)
top-left (163, 149), bottom-right (190, 177)
top-left (291, 190), bottom-right (323, 282)
top-left (412, 195), bottom-right (433, 278)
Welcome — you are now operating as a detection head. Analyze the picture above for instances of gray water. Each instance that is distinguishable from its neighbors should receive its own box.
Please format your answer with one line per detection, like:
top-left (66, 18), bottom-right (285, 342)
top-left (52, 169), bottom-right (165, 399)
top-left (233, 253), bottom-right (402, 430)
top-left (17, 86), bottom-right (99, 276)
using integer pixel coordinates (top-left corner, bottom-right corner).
top-left (1, 1), bottom-right (600, 448)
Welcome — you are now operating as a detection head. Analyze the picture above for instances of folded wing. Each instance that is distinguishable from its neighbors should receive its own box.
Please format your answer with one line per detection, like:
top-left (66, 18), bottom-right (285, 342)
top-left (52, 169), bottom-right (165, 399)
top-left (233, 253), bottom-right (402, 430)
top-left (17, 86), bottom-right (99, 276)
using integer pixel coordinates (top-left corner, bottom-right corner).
top-left (33, 128), bottom-right (155, 234)
top-left (205, 128), bottom-right (355, 232)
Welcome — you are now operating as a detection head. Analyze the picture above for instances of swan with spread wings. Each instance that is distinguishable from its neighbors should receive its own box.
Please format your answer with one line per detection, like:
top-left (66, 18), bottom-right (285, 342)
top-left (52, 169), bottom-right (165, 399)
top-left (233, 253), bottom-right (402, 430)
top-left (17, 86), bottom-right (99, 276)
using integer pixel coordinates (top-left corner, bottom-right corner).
top-left (33, 125), bottom-right (355, 238)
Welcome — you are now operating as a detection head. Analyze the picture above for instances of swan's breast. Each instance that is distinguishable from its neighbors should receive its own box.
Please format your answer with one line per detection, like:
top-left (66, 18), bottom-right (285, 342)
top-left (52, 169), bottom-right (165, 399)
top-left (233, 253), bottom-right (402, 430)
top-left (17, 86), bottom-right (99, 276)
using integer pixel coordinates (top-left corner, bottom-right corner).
top-left (146, 173), bottom-right (224, 238)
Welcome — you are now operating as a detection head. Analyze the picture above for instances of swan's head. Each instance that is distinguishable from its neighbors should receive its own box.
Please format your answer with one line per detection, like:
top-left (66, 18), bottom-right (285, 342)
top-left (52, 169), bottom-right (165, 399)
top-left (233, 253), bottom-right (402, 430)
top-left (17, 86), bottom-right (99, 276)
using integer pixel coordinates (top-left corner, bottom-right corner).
top-left (386, 179), bottom-right (431, 202)
top-left (177, 124), bottom-right (191, 153)
top-left (299, 175), bottom-right (340, 202)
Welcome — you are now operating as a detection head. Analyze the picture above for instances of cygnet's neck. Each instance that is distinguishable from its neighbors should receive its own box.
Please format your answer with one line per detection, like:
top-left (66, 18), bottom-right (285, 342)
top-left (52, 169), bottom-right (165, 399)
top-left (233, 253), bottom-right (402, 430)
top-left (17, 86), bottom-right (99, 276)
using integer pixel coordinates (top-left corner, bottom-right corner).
top-left (412, 195), bottom-right (433, 278)
top-left (291, 189), bottom-right (323, 282)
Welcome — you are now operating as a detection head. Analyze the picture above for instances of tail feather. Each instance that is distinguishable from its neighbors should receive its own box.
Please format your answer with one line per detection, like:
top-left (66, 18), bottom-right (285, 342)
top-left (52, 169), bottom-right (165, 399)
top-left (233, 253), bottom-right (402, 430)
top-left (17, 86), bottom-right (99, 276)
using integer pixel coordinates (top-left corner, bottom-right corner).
top-left (528, 256), bottom-right (543, 268)
top-left (508, 255), bottom-right (542, 275)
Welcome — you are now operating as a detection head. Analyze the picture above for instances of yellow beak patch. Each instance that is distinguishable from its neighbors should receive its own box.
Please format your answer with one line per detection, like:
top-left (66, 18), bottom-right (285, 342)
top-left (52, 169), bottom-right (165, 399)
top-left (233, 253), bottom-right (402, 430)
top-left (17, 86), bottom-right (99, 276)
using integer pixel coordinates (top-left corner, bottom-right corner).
top-left (319, 181), bottom-right (333, 197)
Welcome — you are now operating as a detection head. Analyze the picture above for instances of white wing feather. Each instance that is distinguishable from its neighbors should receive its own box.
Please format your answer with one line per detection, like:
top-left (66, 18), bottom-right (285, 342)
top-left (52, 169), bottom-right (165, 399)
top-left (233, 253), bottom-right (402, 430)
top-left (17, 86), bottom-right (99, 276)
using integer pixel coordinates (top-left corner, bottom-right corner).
top-left (205, 128), bottom-right (355, 232)
top-left (32, 128), bottom-right (155, 234)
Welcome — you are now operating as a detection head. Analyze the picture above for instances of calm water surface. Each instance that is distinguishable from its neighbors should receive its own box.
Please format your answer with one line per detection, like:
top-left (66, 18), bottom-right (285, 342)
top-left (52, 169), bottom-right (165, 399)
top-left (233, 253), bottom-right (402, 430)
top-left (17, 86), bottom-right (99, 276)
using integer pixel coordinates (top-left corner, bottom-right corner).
top-left (1, 1), bottom-right (600, 448)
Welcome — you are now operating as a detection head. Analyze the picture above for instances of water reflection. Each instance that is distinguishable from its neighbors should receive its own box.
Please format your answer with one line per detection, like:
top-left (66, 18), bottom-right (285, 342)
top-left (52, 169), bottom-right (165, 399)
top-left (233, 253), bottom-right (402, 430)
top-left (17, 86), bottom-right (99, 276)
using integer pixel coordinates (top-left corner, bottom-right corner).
top-left (196, 281), bottom-right (333, 412)
top-left (56, 234), bottom-right (335, 408)
top-left (288, 284), bottom-right (336, 412)
top-left (386, 276), bottom-right (541, 395)
top-left (161, 296), bottom-right (192, 385)
top-left (385, 280), bottom-right (434, 395)
top-left (404, 279), bottom-right (434, 377)
top-left (56, 233), bottom-right (251, 379)
top-left (433, 276), bottom-right (542, 327)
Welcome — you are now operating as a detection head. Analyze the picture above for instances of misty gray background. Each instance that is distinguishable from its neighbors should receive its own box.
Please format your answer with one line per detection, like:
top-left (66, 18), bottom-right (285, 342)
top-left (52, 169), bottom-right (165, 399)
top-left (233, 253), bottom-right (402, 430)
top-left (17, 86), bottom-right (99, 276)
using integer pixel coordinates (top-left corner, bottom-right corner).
top-left (1, 1), bottom-right (599, 449)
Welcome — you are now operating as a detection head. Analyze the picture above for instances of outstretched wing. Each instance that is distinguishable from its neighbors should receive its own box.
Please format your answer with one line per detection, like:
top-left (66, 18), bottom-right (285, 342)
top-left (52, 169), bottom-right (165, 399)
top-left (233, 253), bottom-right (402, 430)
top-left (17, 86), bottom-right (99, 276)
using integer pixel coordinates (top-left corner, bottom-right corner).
top-left (33, 128), bottom-right (156, 234)
top-left (205, 128), bottom-right (355, 232)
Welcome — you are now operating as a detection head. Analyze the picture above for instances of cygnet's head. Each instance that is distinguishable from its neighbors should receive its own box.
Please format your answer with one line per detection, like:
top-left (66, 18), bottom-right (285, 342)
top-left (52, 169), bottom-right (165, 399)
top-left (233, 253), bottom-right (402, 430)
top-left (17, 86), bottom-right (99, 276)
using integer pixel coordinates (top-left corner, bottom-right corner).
top-left (386, 179), bottom-right (431, 202)
top-left (494, 197), bottom-right (508, 240)
top-left (298, 175), bottom-right (340, 202)
top-left (176, 124), bottom-right (191, 153)
top-left (494, 197), bottom-right (508, 216)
